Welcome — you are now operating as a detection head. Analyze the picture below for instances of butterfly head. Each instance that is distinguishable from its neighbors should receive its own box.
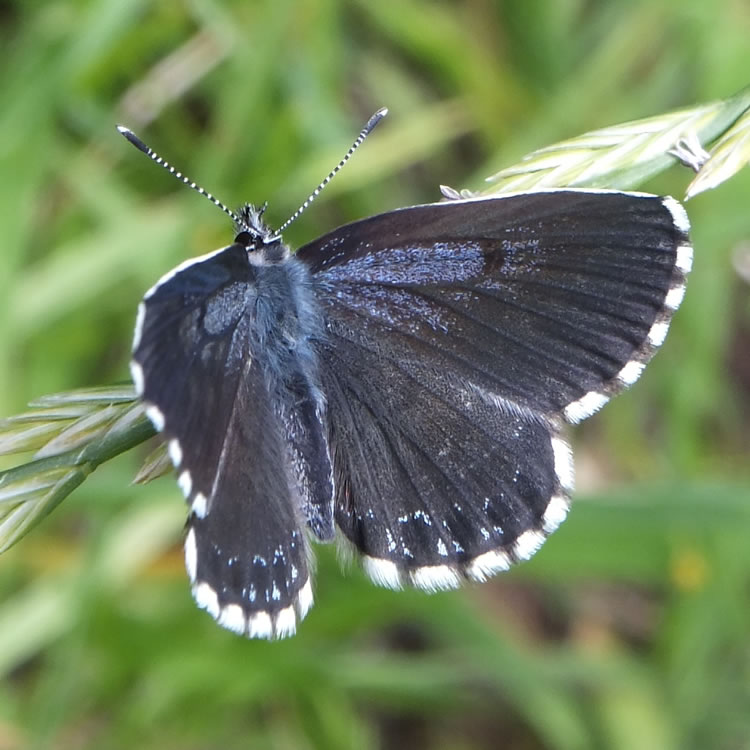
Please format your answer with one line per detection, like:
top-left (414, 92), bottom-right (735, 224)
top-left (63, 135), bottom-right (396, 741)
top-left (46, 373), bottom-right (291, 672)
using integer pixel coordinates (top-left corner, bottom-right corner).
top-left (234, 202), bottom-right (289, 265)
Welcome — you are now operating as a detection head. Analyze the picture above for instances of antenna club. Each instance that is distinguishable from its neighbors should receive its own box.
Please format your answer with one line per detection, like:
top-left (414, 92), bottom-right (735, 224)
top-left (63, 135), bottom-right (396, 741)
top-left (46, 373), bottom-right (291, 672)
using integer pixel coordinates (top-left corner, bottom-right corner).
top-left (117, 125), bottom-right (150, 155)
top-left (365, 107), bottom-right (388, 133)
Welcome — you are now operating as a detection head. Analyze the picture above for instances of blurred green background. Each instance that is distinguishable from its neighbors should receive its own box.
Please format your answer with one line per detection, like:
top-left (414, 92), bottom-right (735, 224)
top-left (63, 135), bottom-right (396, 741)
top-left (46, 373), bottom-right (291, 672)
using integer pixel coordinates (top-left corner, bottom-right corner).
top-left (1, 0), bottom-right (749, 748)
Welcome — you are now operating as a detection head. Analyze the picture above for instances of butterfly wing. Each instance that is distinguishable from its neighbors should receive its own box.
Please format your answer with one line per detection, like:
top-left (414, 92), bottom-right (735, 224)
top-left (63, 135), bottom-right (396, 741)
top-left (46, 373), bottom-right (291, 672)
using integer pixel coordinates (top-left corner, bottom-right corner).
top-left (297, 190), bottom-right (691, 588)
top-left (132, 244), bottom-right (314, 639)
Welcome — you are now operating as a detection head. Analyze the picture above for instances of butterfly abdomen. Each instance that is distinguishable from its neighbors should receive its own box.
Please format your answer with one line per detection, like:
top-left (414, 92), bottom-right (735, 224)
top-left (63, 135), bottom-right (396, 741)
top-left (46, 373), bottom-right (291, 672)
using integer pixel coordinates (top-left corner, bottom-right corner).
top-left (250, 257), bottom-right (336, 543)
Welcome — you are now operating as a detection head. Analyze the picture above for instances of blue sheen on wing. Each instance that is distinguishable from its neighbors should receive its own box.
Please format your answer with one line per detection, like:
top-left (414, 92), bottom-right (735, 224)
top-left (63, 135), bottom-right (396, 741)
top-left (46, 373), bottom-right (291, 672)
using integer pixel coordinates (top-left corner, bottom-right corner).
top-left (320, 242), bottom-right (485, 285)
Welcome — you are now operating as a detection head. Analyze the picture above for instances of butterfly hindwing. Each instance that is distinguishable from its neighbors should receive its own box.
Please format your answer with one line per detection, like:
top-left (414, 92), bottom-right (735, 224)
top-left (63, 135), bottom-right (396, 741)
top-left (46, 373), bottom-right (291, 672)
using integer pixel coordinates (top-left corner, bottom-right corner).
top-left (297, 189), bottom-right (691, 587)
top-left (318, 339), bottom-right (572, 589)
top-left (131, 244), bottom-right (317, 638)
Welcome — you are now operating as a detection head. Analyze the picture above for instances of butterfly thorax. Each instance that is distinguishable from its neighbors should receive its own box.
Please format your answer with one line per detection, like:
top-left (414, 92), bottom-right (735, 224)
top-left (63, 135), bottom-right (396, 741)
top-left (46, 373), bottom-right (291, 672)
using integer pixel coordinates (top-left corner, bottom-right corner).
top-left (247, 254), bottom-right (322, 392)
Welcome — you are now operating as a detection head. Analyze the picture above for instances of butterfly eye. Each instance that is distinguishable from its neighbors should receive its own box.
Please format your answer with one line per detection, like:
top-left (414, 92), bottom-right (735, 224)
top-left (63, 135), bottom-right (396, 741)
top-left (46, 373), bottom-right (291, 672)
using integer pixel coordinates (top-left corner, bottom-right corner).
top-left (234, 231), bottom-right (256, 248)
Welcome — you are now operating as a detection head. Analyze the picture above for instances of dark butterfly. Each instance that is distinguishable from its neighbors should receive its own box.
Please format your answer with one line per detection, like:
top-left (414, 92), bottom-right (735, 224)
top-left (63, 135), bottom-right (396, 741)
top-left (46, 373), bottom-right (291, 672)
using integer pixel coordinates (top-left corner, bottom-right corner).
top-left (122, 113), bottom-right (691, 639)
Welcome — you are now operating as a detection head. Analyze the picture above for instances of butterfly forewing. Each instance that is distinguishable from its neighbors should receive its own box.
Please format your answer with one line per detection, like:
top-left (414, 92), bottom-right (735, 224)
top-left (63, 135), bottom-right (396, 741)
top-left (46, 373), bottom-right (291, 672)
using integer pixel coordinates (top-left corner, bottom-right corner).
top-left (300, 191), bottom-right (690, 421)
top-left (297, 189), bottom-right (691, 589)
top-left (132, 243), bottom-right (316, 639)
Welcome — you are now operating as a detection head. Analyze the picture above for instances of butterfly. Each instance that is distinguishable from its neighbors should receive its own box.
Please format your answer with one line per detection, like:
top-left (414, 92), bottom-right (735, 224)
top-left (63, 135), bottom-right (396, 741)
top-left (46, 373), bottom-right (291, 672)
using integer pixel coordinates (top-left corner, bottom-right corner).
top-left (122, 112), bottom-right (692, 639)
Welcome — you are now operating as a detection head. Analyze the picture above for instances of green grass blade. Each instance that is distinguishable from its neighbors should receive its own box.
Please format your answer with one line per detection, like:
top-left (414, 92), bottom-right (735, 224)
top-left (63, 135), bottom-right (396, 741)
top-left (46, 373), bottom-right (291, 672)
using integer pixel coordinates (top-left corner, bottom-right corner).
top-left (0, 387), bottom-right (152, 553)
top-left (686, 105), bottom-right (750, 198)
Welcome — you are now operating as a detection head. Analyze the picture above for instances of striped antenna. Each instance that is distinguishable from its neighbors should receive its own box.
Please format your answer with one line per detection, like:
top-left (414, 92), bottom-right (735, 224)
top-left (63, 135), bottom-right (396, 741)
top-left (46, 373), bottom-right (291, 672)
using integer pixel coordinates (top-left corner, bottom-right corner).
top-left (276, 107), bottom-right (388, 235)
top-left (117, 125), bottom-right (244, 229)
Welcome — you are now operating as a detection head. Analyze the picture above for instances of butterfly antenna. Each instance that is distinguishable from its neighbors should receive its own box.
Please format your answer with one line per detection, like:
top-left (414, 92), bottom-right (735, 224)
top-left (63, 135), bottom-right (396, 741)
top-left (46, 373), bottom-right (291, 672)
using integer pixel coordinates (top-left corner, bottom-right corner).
top-left (276, 107), bottom-right (388, 235)
top-left (117, 125), bottom-right (243, 227)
